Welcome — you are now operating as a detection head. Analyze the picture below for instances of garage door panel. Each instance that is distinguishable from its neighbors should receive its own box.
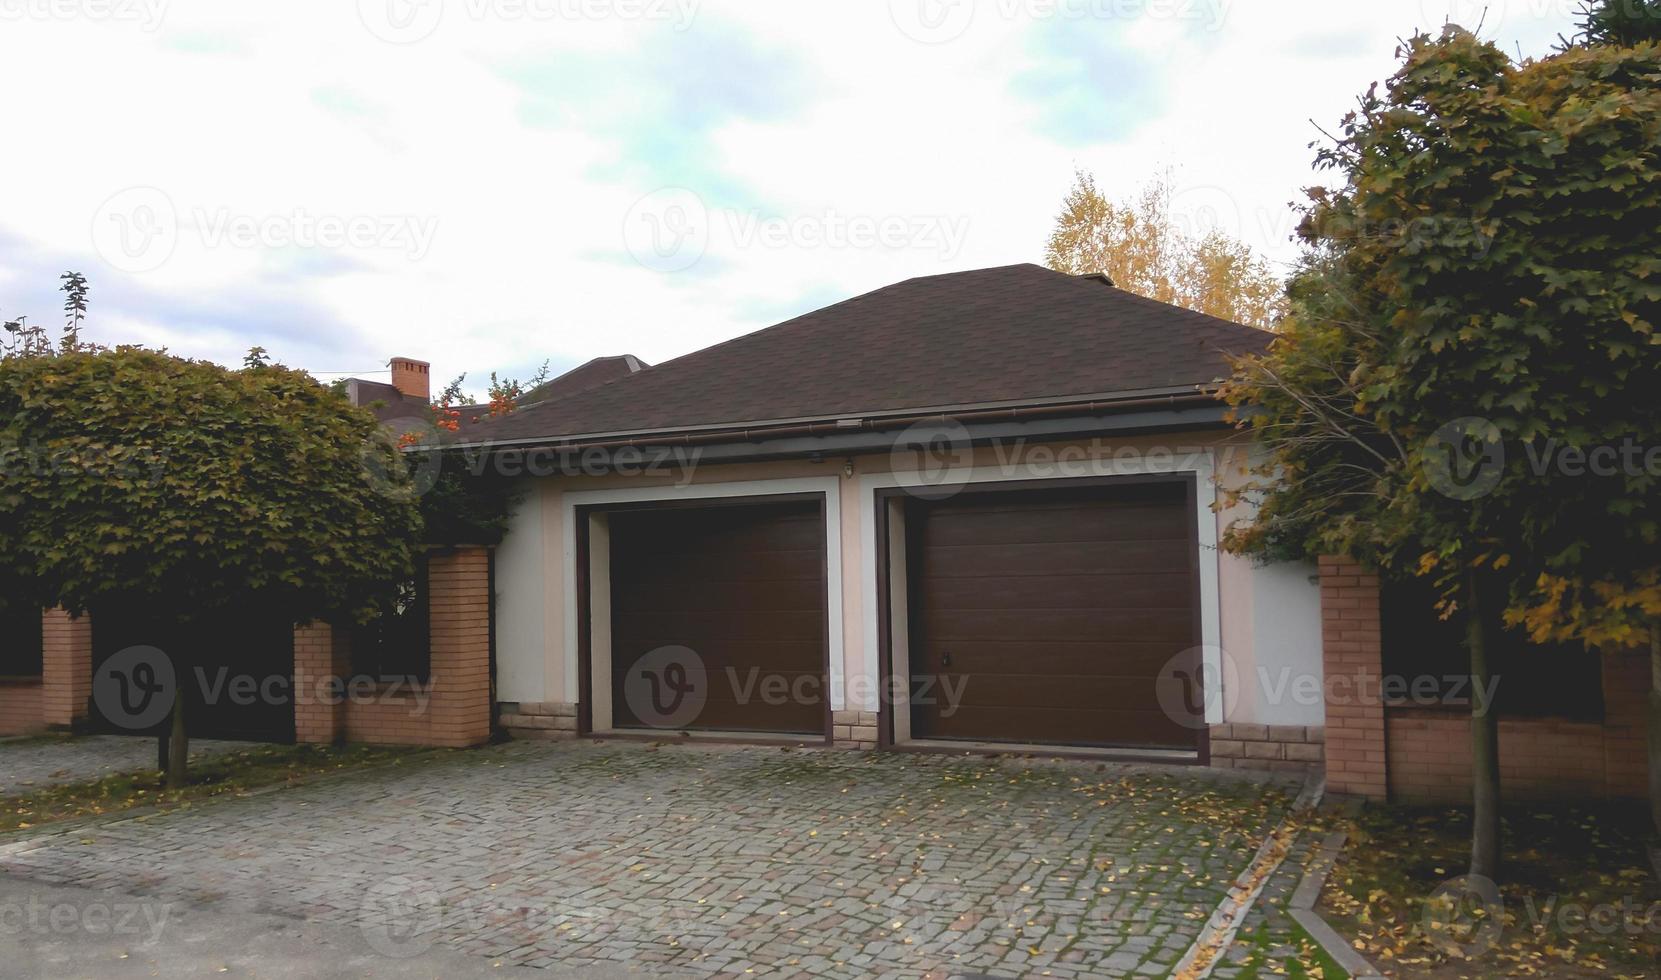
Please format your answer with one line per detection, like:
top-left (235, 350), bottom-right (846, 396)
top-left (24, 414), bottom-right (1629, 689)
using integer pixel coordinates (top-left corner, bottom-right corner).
top-left (916, 572), bottom-right (1194, 610)
top-left (915, 607), bottom-right (1197, 644)
top-left (918, 540), bottom-right (1194, 577)
top-left (609, 500), bottom-right (827, 736)
top-left (909, 640), bottom-right (1192, 678)
top-left (914, 704), bottom-right (1194, 750)
top-left (918, 672), bottom-right (1192, 712)
top-left (906, 481), bottom-right (1201, 750)
top-left (921, 501), bottom-right (1190, 546)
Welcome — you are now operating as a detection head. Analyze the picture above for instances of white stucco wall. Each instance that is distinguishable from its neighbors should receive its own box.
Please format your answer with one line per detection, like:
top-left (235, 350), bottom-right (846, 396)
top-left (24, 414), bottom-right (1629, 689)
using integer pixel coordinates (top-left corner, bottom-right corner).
top-left (489, 434), bottom-right (1327, 732)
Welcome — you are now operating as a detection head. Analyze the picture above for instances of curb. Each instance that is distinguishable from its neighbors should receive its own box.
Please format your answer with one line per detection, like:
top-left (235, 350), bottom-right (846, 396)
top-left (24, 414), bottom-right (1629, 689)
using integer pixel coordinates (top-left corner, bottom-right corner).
top-left (1172, 774), bottom-right (1325, 979)
top-left (1288, 830), bottom-right (1386, 980)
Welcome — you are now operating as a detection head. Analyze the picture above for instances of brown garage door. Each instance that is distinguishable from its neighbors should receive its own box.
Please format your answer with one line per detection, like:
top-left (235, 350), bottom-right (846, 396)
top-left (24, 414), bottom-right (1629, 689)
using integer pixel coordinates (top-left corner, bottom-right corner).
top-left (609, 500), bottom-right (826, 735)
top-left (906, 479), bottom-right (1201, 750)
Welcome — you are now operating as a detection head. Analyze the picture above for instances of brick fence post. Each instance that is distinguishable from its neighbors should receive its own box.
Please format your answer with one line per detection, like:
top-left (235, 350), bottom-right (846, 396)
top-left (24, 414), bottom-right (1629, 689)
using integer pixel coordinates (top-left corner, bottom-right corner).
top-left (294, 622), bottom-right (350, 744)
top-left (426, 546), bottom-right (492, 748)
top-left (1320, 556), bottom-right (1388, 800)
top-left (41, 607), bottom-right (92, 730)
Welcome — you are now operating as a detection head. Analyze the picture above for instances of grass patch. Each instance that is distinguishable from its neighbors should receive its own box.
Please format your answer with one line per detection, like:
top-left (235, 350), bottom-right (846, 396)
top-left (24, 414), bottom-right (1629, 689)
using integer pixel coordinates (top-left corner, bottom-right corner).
top-left (1, 742), bottom-right (443, 833)
top-left (1232, 921), bottom-right (1350, 979)
top-left (1321, 800), bottom-right (1659, 979)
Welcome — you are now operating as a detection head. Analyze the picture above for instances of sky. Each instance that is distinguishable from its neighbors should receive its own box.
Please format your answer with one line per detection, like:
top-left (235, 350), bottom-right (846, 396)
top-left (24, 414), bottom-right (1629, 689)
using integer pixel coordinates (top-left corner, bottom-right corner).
top-left (0, 0), bottom-right (1582, 394)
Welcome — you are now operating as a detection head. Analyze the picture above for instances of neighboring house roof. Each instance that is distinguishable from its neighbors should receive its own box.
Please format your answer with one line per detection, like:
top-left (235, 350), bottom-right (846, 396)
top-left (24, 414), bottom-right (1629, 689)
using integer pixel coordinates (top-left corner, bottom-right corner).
top-left (460, 263), bottom-right (1273, 447)
top-left (345, 379), bottom-right (430, 423)
top-left (520, 354), bottom-right (649, 406)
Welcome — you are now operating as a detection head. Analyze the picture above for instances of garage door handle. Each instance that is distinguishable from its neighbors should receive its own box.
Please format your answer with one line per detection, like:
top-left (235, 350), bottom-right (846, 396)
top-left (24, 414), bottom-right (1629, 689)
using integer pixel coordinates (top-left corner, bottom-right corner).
top-left (941, 651), bottom-right (952, 668)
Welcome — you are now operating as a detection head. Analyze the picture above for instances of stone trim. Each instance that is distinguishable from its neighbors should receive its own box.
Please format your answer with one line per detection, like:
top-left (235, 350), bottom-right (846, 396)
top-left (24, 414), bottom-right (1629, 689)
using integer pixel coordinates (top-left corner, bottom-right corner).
top-left (1210, 724), bottom-right (1325, 772)
top-left (832, 709), bottom-right (877, 749)
top-left (499, 701), bottom-right (579, 739)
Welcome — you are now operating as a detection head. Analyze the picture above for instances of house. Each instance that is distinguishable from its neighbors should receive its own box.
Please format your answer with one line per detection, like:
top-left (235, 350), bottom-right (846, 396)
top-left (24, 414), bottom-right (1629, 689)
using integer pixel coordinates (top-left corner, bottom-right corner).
top-left (4, 263), bottom-right (1644, 805)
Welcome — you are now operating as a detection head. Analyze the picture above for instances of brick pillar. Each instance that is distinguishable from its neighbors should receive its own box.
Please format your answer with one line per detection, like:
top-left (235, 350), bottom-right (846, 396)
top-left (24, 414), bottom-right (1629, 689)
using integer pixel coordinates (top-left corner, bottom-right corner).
top-left (1319, 556), bottom-right (1388, 799)
top-left (40, 607), bottom-right (92, 730)
top-left (294, 622), bottom-right (351, 744)
top-left (426, 546), bottom-right (492, 748)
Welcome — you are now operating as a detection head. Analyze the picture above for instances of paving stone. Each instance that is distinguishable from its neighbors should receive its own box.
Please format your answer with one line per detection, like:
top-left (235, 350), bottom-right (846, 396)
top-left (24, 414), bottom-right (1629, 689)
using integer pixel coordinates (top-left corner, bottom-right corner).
top-left (1, 740), bottom-right (1298, 978)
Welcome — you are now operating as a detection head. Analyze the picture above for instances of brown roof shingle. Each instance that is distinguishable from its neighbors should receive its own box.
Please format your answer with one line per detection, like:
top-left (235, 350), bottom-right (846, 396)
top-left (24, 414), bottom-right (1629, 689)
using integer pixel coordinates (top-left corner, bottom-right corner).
top-left (463, 263), bottom-right (1273, 445)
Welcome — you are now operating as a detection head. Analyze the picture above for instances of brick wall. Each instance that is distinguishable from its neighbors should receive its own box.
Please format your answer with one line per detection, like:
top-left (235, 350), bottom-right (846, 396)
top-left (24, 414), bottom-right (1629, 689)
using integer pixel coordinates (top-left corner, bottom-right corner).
top-left (1210, 724), bottom-right (1324, 772)
top-left (1319, 556), bottom-right (1388, 799)
top-left (425, 547), bottom-right (492, 748)
top-left (0, 680), bottom-right (43, 736)
top-left (1320, 555), bottom-right (1650, 803)
top-left (1386, 648), bottom-right (1647, 803)
top-left (40, 608), bottom-right (92, 730)
top-left (290, 547), bottom-right (493, 749)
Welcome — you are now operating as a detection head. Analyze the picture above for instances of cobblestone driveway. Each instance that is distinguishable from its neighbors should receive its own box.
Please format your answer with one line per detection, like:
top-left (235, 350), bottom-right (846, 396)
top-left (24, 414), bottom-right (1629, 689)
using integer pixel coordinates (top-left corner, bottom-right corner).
top-left (1, 741), bottom-right (1302, 978)
top-left (0, 735), bottom-right (243, 796)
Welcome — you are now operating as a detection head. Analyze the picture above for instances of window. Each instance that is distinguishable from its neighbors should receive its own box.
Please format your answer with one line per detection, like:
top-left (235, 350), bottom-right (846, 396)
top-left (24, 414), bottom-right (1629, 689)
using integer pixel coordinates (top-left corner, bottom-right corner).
top-left (0, 604), bottom-right (43, 678)
top-left (350, 565), bottom-right (431, 684)
top-left (1380, 577), bottom-right (1603, 719)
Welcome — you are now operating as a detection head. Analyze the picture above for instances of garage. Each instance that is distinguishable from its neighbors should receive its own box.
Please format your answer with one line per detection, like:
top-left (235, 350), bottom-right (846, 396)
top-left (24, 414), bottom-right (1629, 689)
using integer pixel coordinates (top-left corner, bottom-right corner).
top-left (601, 498), bottom-right (828, 736)
top-left (897, 478), bottom-right (1203, 752)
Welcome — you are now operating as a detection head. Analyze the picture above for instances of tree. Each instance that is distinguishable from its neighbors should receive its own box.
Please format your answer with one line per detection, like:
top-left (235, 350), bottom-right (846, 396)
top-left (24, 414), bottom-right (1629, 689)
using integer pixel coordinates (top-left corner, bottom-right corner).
top-left (0, 347), bottom-right (422, 786)
top-left (1561, 0), bottom-right (1661, 46)
top-left (1044, 168), bottom-right (1287, 328)
top-left (1222, 26), bottom-right (1661, 877)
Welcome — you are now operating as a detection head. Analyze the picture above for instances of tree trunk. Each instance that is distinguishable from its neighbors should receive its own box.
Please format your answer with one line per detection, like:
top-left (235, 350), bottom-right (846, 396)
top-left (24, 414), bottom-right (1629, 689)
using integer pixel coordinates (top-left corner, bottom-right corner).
top-left (1649, 621), bottom-right (1660, 839)
top-left (165, 693), bottom-right (188, 790)
top-left (1467, 568), bottom-right (1502, 880)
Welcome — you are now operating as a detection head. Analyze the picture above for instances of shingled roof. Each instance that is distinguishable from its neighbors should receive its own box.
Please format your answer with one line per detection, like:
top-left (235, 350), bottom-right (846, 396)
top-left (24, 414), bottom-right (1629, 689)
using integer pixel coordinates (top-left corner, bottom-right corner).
top-left (460, 263), bottom-right (1273, 446)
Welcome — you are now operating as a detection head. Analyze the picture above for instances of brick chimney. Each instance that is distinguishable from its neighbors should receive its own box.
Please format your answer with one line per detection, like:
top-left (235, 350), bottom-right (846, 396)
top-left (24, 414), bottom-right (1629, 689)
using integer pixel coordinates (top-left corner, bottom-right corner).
top-left (389, 357), bottom-right (431, 401)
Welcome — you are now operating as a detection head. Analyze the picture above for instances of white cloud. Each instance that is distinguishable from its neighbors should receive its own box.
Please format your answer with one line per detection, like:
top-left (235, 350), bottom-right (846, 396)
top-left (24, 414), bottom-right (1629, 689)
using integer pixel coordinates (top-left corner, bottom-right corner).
top-left (0, 0), bottom-right (1580, 386)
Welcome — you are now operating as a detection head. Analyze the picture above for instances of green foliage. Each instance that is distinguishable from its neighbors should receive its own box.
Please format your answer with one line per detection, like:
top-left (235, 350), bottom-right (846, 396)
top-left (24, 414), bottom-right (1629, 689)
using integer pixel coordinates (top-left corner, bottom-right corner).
top-left (1562, 0), bottom-right (1661, 48)
top-left (1224, 28), bottom-right (1661, 644)
top-left (0, 347), bottom-right (423, 625)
